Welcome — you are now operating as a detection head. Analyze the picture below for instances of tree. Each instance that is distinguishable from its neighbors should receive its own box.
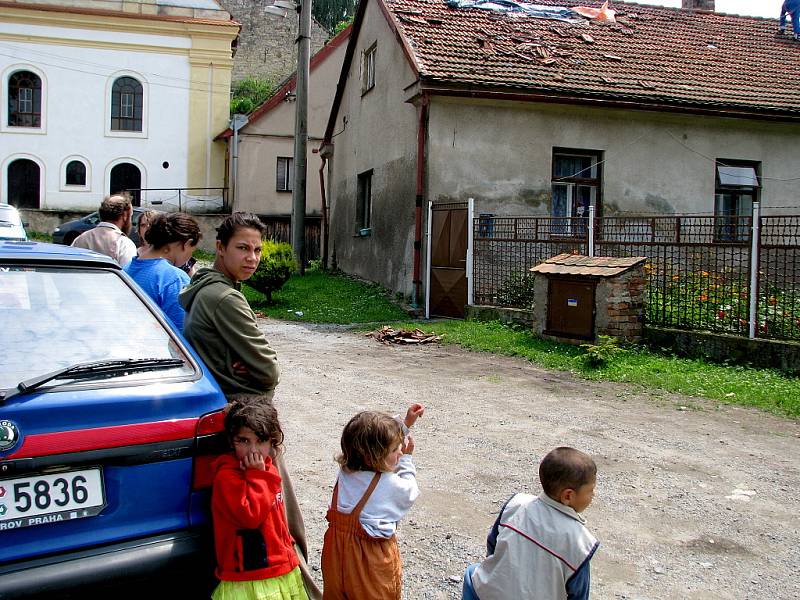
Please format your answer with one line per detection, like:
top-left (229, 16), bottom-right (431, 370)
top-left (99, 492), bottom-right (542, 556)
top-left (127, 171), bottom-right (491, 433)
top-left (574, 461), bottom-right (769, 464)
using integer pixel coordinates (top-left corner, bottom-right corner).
top-left (313, 0), bottom-right (358, 34)
top-left (230, 76), bottom-right (275, 116)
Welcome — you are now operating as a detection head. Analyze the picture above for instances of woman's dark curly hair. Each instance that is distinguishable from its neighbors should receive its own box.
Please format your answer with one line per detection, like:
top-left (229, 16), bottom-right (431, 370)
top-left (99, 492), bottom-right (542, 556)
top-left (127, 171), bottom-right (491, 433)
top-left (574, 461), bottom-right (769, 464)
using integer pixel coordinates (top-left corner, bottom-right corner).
top-left (224, 395), bottom-right (284, 453)
top-left (336, 411), bottom-right (403, 472)
top-left (145, 212), bottom-right (201, 249)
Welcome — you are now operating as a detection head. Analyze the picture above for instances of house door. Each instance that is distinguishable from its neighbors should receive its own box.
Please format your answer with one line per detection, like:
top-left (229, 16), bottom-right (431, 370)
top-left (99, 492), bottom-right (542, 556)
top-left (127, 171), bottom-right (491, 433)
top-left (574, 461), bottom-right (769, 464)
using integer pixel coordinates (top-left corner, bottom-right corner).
top-left (429, 202), bottom-right (468, 318)
top-left (110, 163), bottom-right (141, 206)
top-left (7, 159), bottom-right (40, 208)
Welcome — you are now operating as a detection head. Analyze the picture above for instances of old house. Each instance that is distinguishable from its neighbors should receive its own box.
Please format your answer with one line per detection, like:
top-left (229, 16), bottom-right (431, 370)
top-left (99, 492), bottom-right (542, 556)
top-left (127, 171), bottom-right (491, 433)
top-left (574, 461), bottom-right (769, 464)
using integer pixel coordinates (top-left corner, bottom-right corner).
top-left (321, 0), bottom-right (800, 305)
top-left (0, 0), bottom-right (239, 210)
top-left (216, 25), bottom-right (350, 257)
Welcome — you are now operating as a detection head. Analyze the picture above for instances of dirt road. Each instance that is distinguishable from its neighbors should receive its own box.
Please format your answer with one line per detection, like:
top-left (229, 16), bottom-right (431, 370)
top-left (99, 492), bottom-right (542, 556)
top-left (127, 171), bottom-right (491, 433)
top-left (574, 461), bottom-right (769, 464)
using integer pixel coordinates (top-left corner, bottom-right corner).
top-left (266, 320), bottom-right (800, 600)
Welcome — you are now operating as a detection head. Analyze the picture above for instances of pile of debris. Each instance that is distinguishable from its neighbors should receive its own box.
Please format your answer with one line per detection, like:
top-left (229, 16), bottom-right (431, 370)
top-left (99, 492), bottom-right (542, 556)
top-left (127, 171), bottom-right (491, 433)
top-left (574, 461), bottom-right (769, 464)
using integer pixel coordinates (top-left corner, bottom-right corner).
top-left (367, 326), bottom-right (442, 345)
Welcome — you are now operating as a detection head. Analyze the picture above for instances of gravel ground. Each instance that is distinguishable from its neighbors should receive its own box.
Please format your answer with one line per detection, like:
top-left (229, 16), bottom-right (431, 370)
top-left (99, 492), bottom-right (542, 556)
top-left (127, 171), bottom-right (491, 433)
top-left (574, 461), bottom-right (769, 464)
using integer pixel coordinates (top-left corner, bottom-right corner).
top-left (264, 319), bottom-right (800, 600)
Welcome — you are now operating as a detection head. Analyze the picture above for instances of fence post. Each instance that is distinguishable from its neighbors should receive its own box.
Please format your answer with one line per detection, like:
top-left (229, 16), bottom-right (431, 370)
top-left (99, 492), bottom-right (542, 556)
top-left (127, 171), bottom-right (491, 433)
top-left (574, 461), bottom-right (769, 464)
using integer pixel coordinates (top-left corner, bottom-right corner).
top-left (425, 200), bottom-right (433, 319)
top-left (588, 204), bottom-right (595, 257)
top-left (748, 201), bottom-right (761, 339)
top-left (467, 197), bottom-right (474, 306)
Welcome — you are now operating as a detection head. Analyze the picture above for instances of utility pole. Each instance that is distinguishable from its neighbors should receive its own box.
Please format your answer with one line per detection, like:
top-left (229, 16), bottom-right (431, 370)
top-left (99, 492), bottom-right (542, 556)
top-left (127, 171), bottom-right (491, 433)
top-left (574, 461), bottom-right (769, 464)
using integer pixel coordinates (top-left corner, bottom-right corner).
top-left (291, 0), bottom-right (311, 275)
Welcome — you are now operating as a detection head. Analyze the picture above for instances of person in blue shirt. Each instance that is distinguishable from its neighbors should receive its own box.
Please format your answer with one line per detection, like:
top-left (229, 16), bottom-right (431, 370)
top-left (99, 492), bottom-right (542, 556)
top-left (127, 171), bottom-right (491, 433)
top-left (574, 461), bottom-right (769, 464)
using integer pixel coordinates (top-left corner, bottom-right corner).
top-left (125, 212), bottom-right (200, 330)
top-left (780, 0), bottom-right (800, 40)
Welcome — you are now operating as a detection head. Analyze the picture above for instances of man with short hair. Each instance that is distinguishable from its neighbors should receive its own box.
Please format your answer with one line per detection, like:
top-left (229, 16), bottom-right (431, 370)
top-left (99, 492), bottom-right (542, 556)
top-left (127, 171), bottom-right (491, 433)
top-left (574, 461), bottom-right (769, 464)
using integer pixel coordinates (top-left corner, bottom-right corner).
top-left (72, 194), bottom-right (137, 267)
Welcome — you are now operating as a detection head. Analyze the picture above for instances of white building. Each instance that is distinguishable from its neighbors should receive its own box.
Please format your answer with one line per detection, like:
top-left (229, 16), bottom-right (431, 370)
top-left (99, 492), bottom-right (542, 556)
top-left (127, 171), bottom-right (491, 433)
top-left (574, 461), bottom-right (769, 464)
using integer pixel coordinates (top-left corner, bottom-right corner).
top-left (0, 0), bottom-right (239, 211)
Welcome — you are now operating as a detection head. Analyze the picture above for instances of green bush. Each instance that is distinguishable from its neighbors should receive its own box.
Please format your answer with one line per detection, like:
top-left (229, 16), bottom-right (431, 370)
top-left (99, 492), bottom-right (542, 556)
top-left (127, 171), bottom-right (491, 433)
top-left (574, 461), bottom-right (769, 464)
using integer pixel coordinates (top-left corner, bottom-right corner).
top-left (580, 335), bottom-right (625, 368)
top-left (230, 76), bottom-right (275, 116)
top-left (495, 272), bottom-right (536, 308)
top-left (249, 240), bottom-right (297, 303)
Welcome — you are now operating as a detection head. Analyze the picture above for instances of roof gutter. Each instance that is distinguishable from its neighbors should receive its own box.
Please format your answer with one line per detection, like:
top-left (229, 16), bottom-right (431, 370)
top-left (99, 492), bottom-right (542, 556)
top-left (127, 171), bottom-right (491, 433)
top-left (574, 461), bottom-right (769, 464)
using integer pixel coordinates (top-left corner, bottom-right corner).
top-left (417, 84), bottom-right (800, 123)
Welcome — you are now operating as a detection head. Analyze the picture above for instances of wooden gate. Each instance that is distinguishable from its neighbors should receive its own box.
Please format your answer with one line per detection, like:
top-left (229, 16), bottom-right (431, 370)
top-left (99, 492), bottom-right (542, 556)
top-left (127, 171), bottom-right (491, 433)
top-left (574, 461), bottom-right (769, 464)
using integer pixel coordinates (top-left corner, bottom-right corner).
top-left (429, 202), bottom-right (468, 318)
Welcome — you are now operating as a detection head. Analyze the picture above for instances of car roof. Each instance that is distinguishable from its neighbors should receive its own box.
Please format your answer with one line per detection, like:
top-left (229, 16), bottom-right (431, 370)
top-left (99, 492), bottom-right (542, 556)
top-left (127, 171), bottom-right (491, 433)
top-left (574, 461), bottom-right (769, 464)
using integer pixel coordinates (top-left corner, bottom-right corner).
top-left (0, 240), bottom-right (121, 269)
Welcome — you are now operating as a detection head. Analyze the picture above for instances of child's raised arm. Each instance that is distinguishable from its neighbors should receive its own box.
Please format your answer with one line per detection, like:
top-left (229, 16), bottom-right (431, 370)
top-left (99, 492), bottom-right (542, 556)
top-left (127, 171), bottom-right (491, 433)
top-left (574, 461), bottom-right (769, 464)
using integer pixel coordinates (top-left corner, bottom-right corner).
top-left (212, 460), bottom-right (280, 529)
top-left (404, 403), bottom-right (425, 428)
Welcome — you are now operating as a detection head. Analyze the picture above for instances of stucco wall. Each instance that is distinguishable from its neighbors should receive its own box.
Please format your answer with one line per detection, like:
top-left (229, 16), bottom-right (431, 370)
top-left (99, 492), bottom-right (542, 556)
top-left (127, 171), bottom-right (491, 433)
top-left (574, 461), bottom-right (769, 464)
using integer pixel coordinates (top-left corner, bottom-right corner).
top-left (327, 1), bottom-right (419, 297)
top-left (427, 97), bottom-right (800, 216)
top-left (233, 33), bottom-right (348, 215)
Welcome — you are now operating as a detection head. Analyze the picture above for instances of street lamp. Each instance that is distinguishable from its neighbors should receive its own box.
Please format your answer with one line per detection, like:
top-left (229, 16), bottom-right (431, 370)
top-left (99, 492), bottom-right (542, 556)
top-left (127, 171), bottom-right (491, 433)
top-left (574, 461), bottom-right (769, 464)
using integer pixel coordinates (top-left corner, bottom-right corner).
top-left (264, 0), bottom-right (311, 275)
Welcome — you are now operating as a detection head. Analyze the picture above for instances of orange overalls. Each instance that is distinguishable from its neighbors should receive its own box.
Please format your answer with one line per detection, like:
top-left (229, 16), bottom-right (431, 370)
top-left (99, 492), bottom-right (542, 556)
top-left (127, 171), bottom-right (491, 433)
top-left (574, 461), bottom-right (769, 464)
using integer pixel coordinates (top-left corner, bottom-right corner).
top-left (321, 472), bottom-right (402, 600)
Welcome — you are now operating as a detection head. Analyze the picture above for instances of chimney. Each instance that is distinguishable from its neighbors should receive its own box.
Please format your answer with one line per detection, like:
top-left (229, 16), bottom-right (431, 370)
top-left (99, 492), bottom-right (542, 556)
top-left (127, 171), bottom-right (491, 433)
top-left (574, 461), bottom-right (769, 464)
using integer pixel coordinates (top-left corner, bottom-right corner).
top-left (682, 0), bottom-right (715, 10)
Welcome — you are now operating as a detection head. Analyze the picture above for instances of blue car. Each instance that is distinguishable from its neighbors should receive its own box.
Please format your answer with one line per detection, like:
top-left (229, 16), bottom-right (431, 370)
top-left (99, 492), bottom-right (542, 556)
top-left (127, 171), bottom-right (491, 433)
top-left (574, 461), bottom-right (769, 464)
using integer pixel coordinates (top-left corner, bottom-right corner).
top-left (0, 241), bottom-right (227, 597)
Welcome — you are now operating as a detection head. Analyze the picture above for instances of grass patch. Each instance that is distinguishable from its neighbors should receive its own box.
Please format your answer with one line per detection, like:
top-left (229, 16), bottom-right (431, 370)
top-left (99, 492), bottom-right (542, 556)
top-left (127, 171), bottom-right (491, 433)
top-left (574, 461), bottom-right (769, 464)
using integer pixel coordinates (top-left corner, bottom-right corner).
top-left (244, 268), bottom-right (408, 324)
top-left (28, 231), bottom-right (53, 242)
top-left (390, 320), bottom-right (800, 418)
top-left (192, 248), bottom-right (215, 262)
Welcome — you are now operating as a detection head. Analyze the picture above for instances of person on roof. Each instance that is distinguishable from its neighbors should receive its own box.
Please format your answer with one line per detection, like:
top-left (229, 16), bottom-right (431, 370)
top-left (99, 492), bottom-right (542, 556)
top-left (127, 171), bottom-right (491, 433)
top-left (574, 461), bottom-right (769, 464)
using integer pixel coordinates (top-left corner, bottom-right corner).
top-left (780, 0), bottom-right (800, 40)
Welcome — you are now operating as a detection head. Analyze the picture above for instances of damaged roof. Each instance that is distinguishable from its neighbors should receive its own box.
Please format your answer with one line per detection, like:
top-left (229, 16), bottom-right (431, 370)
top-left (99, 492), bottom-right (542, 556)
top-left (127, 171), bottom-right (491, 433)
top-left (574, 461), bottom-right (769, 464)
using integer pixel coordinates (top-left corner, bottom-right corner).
top-left (385, 0), bottom-right (800, 118)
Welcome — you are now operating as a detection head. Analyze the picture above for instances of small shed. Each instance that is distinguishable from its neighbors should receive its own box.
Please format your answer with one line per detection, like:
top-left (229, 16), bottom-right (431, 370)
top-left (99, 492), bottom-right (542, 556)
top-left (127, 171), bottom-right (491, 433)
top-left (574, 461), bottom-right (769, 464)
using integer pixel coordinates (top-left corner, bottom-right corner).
top-left (529, 254), bottom-right (648, 343)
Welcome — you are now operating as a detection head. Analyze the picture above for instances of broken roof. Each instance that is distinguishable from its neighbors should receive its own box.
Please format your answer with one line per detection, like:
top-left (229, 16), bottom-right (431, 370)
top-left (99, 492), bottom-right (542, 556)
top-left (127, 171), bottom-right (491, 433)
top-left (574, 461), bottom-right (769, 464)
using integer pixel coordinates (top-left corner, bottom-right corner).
top-left (383, 0), bottom-right (800, 118)
top-left (530, 253), bottom-right (647, 276)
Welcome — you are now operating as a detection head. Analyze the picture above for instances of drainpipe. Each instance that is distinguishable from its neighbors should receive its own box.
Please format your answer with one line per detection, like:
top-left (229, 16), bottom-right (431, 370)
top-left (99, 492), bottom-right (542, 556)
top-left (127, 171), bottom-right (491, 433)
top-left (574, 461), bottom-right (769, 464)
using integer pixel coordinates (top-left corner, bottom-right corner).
top-left (413, 94), bottom-right (429, 308)
top-left (230, 113), bottom-right (249, 211)
top-left (319, 155), bottom-right (329, 270)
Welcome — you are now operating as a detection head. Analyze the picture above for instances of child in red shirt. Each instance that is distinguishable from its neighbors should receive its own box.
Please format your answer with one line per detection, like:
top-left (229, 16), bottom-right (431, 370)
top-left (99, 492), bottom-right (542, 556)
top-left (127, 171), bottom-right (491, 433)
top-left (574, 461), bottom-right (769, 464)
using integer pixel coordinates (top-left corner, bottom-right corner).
top-left (211, 399), bottom-right (308, 600)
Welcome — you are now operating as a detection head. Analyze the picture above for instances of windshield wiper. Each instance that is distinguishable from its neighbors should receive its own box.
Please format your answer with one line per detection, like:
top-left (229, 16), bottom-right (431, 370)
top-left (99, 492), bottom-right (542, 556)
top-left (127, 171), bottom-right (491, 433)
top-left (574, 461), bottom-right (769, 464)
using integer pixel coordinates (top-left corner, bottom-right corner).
top-left (2, 358), bottom-right (186, 402)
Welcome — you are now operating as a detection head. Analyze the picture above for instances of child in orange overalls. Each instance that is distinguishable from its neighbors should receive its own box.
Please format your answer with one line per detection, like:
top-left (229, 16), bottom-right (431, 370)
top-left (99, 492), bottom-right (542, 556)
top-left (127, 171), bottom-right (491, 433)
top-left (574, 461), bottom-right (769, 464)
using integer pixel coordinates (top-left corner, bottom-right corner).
top-left (321, 404), bottom-right (424, 600)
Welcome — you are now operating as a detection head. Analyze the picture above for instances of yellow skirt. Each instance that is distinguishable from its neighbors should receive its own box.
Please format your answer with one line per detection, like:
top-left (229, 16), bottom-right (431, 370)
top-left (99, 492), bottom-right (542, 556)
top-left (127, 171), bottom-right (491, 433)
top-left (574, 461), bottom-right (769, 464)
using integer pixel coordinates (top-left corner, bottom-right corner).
top-left (212, 567), bottom-right (309, 600)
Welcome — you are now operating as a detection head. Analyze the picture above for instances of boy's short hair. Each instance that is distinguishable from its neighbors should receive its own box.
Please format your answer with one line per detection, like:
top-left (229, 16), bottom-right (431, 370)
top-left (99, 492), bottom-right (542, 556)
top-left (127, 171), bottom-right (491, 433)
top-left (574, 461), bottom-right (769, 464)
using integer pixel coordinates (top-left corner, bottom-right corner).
top-left (336, 411), bottom-right (404, 472)
top-left (539, 447), bottom-right (597, 498)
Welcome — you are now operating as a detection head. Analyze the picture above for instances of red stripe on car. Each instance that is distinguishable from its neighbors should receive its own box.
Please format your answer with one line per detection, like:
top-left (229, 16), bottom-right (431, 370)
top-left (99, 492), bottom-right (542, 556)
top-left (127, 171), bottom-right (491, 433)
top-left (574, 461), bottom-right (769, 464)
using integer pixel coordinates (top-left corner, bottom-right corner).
top-left (8, 418), bottom-right (199, 459)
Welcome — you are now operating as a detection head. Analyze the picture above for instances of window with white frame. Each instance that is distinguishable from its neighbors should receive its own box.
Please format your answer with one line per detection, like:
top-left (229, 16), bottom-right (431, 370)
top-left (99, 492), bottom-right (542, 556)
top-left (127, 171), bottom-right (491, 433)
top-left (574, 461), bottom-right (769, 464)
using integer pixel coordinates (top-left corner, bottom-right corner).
top-left (111, 76), bottom-right (143, 131)
top-left (361, 43), bottom-right (376, 95)
top-left (8, 70), bottom-right (42, 128)
top-left (65, 160), bottom-right (87, 186)
top-left (714, 160), bottom-right (759, 242)
top-left (551, 149), bottom-right (602, 236)
top-left (356, 170), bottom-right (372, 233)
top-left (276, 157), bottom-right (293, 192)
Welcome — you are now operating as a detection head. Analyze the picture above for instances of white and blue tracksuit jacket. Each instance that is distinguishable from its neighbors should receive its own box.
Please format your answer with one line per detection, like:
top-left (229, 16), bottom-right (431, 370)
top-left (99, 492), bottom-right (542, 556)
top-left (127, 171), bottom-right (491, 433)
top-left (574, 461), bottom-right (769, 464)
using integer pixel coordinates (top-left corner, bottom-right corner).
top-left (470, 493), bottom-right (599, 600)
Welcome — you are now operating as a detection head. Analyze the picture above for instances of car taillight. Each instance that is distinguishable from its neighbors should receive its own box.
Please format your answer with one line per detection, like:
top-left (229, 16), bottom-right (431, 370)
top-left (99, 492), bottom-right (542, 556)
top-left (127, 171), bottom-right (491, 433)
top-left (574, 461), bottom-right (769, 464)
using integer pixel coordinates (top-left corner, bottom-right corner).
top-left (193, 409), bottom-right (227, 491)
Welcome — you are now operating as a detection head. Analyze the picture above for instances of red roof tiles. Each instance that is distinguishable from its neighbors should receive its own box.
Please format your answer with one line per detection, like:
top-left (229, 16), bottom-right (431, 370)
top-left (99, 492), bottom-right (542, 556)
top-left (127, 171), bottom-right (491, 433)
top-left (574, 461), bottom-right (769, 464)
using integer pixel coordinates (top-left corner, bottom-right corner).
top-left (384, 0), bottom-right (800, 117)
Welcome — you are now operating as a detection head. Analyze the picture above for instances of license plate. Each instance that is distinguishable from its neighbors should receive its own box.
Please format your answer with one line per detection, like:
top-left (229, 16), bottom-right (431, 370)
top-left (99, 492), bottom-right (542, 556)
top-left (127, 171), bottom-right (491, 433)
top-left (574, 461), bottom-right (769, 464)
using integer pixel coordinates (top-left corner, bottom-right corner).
top-left (0, 468), bottom-right (105, 530)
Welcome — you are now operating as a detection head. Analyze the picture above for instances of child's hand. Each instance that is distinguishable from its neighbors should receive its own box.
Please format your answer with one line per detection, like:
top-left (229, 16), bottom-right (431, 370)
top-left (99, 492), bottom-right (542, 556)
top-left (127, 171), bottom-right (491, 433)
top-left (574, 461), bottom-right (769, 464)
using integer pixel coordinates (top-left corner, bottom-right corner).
top-left (404, 403), bottom-right (425, 428)
top-left (240, 450), bottom-right (266, 471)
top-left (402, 434), bottom-right (415, 455)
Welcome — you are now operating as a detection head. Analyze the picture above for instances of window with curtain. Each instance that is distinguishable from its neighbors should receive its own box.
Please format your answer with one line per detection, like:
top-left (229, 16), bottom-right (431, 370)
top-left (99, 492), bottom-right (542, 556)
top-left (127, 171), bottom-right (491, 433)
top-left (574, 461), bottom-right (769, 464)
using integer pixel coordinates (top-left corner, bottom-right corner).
top-left (714, 161), bottom-right (759, 242)
top-left (551, 150), bottom-right (601, 236)
top-left (276, 157), bottom-right (293, 192)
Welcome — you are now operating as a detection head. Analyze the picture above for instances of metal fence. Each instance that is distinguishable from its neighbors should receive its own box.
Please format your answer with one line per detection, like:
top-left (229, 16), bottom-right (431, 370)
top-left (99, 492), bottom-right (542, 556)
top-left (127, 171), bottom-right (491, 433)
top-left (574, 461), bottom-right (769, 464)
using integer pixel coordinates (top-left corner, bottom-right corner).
top-left (471, 207), bottom-right (800, 342)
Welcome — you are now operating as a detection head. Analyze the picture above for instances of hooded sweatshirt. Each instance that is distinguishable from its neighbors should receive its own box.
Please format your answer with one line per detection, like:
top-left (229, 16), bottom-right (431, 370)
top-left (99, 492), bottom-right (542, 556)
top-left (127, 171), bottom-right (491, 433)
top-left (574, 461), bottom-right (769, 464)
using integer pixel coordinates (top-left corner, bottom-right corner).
top-left (211, 454), bottom-right (299, 582)
top-left (179, 268), bottom-right (280, 397)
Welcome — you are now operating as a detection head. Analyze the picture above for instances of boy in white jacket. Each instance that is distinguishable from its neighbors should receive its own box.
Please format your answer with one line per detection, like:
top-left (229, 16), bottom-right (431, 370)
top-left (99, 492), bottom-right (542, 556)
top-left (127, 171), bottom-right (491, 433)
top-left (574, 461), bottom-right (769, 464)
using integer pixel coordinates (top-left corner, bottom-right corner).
top-left (462, 447), bottom-right (599, 600)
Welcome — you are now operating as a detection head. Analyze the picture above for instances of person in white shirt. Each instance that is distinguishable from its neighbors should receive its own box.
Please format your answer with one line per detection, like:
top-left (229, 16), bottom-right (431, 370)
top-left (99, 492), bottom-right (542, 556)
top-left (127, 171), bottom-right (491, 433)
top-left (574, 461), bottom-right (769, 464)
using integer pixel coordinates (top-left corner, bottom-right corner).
top-left (321, 403), bottom-right (424, 600)
top-left (71, 194), bottom-right (137, 267)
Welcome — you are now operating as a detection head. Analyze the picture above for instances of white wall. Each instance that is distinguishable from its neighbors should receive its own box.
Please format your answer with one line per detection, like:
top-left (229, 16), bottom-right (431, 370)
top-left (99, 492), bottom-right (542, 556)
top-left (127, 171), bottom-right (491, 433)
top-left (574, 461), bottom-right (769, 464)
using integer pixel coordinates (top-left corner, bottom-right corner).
top-left (0, 21), bottom-right (192, 210)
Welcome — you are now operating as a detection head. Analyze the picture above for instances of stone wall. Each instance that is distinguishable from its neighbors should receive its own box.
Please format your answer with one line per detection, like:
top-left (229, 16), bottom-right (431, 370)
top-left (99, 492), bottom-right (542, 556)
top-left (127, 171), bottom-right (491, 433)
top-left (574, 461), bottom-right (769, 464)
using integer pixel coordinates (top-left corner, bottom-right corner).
top-left (219, 0), bottom-right (329, 84)
top-left (595, 267), bottom-right (647, 342)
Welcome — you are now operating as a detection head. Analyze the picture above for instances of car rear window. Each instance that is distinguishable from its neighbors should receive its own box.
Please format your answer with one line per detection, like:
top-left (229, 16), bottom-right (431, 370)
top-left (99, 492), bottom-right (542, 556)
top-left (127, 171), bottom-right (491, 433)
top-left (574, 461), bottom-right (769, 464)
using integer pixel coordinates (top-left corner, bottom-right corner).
top-left (0, 266), bottom-right (194, 391)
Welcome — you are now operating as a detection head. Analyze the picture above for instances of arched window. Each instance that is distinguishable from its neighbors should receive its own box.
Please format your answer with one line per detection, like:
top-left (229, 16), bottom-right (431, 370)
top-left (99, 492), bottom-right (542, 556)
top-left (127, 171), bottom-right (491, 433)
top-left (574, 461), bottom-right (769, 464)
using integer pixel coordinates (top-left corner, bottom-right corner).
top-left (111, 77), bottom-right (143, 131)
top-left (7, 158), bottom-right (41, 208)
top-left (65, 160), bottom-right (87, 186)
top-left (8, 70), bottom-right (42, 128)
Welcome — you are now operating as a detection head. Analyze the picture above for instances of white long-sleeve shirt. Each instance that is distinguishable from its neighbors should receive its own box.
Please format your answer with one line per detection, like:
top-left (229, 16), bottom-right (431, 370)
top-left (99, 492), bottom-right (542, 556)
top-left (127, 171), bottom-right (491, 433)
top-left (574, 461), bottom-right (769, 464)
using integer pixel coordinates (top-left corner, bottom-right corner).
top-left (334, 454), bottom-right (419, 538)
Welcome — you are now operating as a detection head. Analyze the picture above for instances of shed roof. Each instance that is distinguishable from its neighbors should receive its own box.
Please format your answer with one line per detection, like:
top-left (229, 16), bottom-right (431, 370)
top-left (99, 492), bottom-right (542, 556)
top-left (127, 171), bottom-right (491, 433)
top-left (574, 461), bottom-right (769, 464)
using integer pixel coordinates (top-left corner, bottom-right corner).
top-left (530, 253), bottom-right (647, 276)
top-left (383, 0), bottom-right (800, 118)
